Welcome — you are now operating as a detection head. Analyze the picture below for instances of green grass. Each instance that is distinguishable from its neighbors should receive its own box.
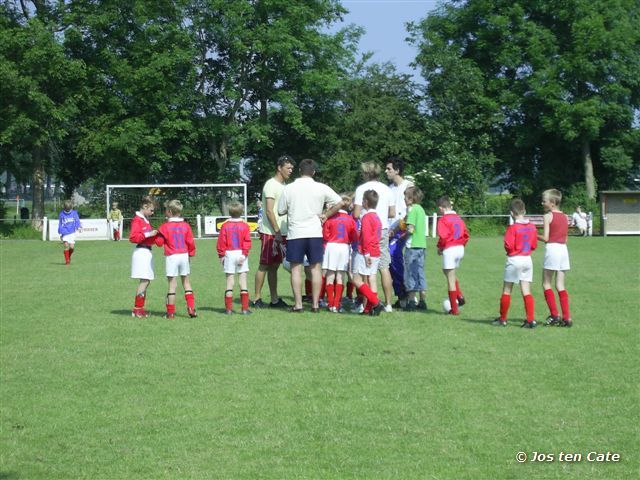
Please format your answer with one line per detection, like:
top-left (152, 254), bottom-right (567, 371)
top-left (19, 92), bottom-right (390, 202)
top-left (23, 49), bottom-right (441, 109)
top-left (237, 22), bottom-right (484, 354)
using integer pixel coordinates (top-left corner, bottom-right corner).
top-left (1, 237), bottom-right (638, 479)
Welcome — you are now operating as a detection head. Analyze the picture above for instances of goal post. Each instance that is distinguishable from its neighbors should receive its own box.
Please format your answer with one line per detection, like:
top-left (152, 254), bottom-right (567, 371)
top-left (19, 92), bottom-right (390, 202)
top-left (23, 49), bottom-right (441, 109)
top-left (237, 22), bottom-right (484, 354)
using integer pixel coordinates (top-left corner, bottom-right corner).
top-left (106, 184), bottom-right (248, 236)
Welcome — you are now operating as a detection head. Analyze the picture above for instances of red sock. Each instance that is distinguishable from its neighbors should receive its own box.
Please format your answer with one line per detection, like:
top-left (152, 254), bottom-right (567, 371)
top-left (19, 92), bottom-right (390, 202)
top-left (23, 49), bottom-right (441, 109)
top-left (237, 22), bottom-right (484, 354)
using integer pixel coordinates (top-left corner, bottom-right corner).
top-left (134, 293), bottom-right (146, 309)
top-left (326, 283), bottom-right (335, 308)
top-left (334, 284), bottom-right (344, 309)
top-left (357, 283), bottom-right (379, 307)
top-left (363, 301), bottom-right (372, 314)
top-left (224, 291), bottom-right (233, 311)
top-left (523, 294), bottom-right (535, 322)
top-left (544, 289), bottom-right (559, 317)
top-left (166, 304), bottom-right (176, 315)
top-left (346, 281), bottom-right (354, 300)
top-left (448, 291), bottom-right (459, 314)
top-left (241, 290), bottom-right (250, 311)
top-left (114, 230), bottom-right (120, 241)
top-left (499, 293), bottom-right (511, 321)
top-left (185, 291), bottom-right (195, 309)
top-left (456, 280), bottom-right (463, 299)
top-left (305, 279), bottom-right (312, 297)
top-left (64, 250), bottom-right (70, 264)
top-left (319, 276), bottom-right (326, 302)
top-left (558, 290), bottom-right (570, 320)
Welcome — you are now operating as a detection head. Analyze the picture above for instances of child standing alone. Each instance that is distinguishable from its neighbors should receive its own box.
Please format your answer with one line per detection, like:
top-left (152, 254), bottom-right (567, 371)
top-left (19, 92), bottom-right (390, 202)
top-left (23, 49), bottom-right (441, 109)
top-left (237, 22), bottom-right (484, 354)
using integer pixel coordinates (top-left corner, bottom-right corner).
top-left (58, 200), bottom-right (82, 265)
top-left (155, 200), bottom-right (198, 319)
top-left (539, 189), bottom-right (573, 327)
top-left (217, 201), bottom-right (253, 315)
top-left (493, 199), bottom-right (538, 328)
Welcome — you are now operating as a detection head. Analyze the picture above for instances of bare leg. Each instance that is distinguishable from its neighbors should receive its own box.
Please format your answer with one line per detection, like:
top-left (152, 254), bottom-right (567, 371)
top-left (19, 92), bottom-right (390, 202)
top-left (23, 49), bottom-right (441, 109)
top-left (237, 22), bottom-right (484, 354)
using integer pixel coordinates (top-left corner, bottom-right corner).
top-left (290, 263), bottom-right (303, 309)
top-left (310, 262), bottom-right (322, 308)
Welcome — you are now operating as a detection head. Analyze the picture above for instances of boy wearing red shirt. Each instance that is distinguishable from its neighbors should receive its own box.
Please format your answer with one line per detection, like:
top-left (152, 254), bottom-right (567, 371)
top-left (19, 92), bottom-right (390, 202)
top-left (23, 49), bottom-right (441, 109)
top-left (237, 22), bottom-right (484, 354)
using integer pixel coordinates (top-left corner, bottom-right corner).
top-left (155, 200), bottom-right (197, 319)
top-left (217, 201), bottom-right (253, 315)
top-left (129, 196), bottom-right (157, 318)
top-left (436, 196), bottom-right (469, 315)
top-left (322, 194), bottom-right (358, 312)
top-left (493, 199), bottom-right (538, 328)
top-left (351, 190), bottom-right (385, 316)
top-left (538, 189), bottom-right (572, 327)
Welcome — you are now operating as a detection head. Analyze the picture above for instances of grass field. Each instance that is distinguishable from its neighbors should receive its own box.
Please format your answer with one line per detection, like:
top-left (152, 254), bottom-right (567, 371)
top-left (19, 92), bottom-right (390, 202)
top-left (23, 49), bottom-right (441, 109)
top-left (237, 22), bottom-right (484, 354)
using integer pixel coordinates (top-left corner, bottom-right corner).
top-left (1, 236), bottom-right (638, 479)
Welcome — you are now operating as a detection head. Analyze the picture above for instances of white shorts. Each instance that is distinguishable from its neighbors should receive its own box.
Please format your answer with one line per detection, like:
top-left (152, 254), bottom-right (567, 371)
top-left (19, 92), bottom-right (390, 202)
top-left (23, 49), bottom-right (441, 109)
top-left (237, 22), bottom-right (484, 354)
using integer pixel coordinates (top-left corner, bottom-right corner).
top-left (61, 233), bottom-right (76, 244)
top-left (352, 252), bottom-right (380, 276)
top-left (131, 247), bottom-right (154, 280)
top-left (165, 253), bottom-right (190, 277)
top-left (224, 250), bottom-right (249, 274)
top-left (322, 243), bottom-right (350, 271)
top-left (543, 243), bottom-right (570, 271)
top-left (504, 256), bottom-right (534, 284)
top-left (442, 245), bottom-right (465, 270)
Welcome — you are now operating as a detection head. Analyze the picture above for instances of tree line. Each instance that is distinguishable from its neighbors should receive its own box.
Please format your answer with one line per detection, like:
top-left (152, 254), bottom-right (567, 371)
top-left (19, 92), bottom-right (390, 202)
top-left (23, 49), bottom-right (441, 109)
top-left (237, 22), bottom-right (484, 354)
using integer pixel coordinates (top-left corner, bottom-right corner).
top-left (1, 0), bottom-right (638, 225)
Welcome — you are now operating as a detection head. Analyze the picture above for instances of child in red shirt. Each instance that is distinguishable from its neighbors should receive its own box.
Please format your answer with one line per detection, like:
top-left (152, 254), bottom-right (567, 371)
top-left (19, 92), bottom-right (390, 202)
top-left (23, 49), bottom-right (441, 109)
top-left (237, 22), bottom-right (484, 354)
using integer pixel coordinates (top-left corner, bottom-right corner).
top-left (217, 201), bottom-right (253, 314)
top-left (129, 196), bottom-right (157, 318)
top-left (155, 200), bottom-right (197, 319)
top-left (538, 188), bottom-right (572, 327)
top-left (436, 196), bottom-right (469, 315)
top-left (493, 199), bottom-right (538, 327)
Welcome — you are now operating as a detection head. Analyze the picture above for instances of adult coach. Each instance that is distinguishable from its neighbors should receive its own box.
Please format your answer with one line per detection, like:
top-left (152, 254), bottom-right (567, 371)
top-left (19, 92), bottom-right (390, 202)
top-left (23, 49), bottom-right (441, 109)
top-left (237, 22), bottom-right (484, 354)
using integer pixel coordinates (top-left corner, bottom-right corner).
top-left (353, 161), bottom-right (396, 311)
top-left (385, 157), bottom-right (414, 309)
top-left (277, 158), bottom-right (343, 312)
top-left (252, 155), bottom-right (295, 308)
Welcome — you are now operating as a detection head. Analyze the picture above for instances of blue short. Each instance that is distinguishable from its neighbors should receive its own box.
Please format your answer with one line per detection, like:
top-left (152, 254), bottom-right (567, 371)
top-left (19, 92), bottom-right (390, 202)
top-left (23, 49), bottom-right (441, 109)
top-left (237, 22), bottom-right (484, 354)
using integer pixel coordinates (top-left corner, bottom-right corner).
top-left (404, 248), bottom-right (426, 292)
top-left (286, 237), bottom-right (324, 265)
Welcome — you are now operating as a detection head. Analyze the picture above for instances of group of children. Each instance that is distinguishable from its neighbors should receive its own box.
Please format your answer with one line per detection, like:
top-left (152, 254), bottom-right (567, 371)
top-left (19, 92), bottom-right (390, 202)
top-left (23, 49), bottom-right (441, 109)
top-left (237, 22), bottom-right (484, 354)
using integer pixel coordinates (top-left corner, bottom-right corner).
top-left (57, 187), bottom-right (573, 327)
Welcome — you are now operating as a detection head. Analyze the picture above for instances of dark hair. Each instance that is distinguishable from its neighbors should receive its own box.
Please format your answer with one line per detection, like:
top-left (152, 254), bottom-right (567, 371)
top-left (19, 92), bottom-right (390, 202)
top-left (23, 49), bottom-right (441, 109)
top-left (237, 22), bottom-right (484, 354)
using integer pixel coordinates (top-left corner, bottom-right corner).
top-left (363, 189), bottom-right (379, 209)
top-left (299, 158), bottom-right (316, 176)
top-left (510, 198), bottom-right (526, 216)
top-left (437, 196), bottom-right (451, 209)
top-left (405, 186), bottom-right (423, 204)
top-left (277, 154), bottom-right (295, 169)
top-left (386, 156), bottom-right (405, 175)
top-left (140, 195), bottom-right (154, 208)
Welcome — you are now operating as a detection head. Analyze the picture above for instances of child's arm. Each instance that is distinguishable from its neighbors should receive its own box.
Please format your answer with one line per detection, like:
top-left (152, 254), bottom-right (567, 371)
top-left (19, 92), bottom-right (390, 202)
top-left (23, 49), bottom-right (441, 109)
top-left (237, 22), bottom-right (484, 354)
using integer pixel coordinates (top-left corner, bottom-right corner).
top-left (216, 225), bottom-right (227, 258)
top-left (186, 224), bottom-right (196, 257)
top-left (436, 217), bottom-right (449, 252)
top-left (504, 225), bottom-right (515, 254)
top-left (241, 223), bottom-right (252, 257)
top-left (538, 212), bottom-right (552, 242)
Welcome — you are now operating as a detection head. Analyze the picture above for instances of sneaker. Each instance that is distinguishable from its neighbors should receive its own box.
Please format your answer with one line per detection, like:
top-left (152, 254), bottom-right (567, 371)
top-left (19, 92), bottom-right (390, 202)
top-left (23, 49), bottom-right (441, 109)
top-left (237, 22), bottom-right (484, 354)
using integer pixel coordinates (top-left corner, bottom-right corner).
top-left (319, 299), bottom-right (328, 308)
top-left (492, 318), bottom-right (507, 327)
top-left (446, 310), bottom-right (459, 316)
top-left (240, 309), bottom-right (252, 315)
top-left (269, 298), bottom-right (289, 309)
top-left (457, 296), bottom-right (466, 307)
top-left (311, 307), bottom-right (320, 313)
top-left (521, 320), bottom-right (537, 329)
top-left (251, 299), bottom-right (267, 308)
top-left (329, 306), bottom-right (338, 313)
top-left (561, 318), bottom-right (573, 327)
top-left (301, 295), bottom-right (313, 303)
top-left (417, 300), bottom-right (428, 311)
top-left (163, 313), bottom-right (175, 319)
top-left (404, 302), bottom-right (418, 312)
top-left (341, 297), bottom-right (354, 308)
top-left (187, 307), bottom-right (198, 318)
top-left (351, 302), bottom-right (364, 314)
top-left (224, 309), bottom-right (234, 315)
top-left (131, 308), bottom-right (149, 318)
top-left (384, 304), bottom-right (393, 313)
top-left (370, 303), bottom-right (385, 316)
top-left (545, 315), bottom-right (561, 326)
top-left (392, 299), bottom-right (406, 310)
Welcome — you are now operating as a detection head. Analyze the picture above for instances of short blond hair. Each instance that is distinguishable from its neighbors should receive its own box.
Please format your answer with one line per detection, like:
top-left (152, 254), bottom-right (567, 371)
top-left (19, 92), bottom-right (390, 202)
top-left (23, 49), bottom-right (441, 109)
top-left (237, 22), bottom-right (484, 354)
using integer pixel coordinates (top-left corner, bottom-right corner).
top-left (228, 201), bottom-right (244, 218)
top-left (165, 199), bottom-right (183, 217)
top-left (361, 162), bottom-right (381, 181)
top-left (542, 189), bottom-right (562, 206)
top-left (63, 200), bottom-right (73, 211)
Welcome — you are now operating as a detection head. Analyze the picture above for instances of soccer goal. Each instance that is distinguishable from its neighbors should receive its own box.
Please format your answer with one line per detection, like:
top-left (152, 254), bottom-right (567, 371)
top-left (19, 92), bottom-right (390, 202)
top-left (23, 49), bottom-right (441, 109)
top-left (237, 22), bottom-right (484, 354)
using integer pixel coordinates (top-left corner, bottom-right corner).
top-left (106, 183), bottom-right (248, 237)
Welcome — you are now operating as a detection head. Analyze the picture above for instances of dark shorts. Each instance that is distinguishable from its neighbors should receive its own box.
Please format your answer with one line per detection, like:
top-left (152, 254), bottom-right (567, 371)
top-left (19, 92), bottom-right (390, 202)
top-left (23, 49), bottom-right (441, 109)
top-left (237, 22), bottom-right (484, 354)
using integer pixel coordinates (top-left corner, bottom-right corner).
top-left (259, 233), bottom-right (286, 265)
top-left (286, 237), bottom-right (324, 265)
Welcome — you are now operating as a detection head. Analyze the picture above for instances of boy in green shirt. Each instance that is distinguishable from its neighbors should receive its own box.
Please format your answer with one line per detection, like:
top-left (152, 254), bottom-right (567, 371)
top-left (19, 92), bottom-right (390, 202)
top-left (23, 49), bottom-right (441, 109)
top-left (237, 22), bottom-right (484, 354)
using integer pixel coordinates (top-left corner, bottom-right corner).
top-left (403, 187), bottom-right (427, 311)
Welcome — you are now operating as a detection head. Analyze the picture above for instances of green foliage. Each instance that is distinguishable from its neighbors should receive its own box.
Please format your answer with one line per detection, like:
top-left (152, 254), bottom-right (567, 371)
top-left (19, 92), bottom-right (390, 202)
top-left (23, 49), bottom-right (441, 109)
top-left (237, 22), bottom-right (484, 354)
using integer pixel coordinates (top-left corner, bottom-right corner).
top-left (0, 221), bottom-right (41, 239)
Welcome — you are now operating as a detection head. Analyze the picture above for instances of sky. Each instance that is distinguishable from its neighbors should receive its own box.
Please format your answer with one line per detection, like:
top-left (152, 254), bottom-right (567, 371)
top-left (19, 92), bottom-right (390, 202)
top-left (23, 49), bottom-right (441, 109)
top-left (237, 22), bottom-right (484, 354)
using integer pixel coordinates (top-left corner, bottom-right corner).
top-left (334, 0), bottom-right (440, 78)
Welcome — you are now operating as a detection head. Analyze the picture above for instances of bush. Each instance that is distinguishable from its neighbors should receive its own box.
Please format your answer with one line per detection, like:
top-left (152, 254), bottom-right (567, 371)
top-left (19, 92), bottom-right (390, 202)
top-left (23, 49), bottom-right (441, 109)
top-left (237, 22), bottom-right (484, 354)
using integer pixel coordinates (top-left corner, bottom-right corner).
top-left (0, 221), bottom-right (42, 240)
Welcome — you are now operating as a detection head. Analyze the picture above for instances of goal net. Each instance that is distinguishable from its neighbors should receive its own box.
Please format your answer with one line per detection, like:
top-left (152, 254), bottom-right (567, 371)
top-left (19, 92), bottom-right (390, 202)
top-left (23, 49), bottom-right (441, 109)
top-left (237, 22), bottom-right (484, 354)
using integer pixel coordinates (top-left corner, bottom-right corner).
top-left (106, 183), bottom-right (248, 236)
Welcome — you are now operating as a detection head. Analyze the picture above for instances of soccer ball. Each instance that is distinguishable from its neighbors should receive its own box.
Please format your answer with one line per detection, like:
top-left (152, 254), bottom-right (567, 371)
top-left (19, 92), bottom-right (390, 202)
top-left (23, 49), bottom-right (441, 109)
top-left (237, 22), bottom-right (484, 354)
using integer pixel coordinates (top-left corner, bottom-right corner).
top-left (442, 298), bottom-right (451, 313)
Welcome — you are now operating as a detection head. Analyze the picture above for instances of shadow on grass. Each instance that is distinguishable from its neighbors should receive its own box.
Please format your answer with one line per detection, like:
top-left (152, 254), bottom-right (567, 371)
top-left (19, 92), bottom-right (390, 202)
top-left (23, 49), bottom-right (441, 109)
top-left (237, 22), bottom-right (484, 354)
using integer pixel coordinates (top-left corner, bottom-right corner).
top-left (0, 472), bottom-right (20, 480)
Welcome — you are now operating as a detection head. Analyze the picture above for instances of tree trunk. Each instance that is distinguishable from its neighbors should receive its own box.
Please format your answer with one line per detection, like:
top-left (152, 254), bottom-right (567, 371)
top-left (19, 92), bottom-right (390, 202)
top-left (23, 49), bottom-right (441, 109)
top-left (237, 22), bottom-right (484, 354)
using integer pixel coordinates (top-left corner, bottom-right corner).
top-left (581, 138), bottom-right (596, 200)
top-left (31, 148), bottom-right (45, 230)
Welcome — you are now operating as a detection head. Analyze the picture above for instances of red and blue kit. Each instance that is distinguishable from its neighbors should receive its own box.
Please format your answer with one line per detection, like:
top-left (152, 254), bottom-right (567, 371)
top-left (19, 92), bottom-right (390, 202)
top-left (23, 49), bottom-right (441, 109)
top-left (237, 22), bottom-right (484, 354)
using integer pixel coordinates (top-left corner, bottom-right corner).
top-left (323, 211), bottom-right (358, 245)
top-left (548, 211), bottom-right (568, 244)
top-left (156, 219), bottom-right (196, 256)
top-left (217, 219), bottom-right (252, 257)
top-left (437, 212), bottom-right (469, 251)
top-left (358, 210), bottom-right (382, 257)
top-left (129, 212), bottom-right (155, 247)
top-left (504, 221), bottom-right (538, 256)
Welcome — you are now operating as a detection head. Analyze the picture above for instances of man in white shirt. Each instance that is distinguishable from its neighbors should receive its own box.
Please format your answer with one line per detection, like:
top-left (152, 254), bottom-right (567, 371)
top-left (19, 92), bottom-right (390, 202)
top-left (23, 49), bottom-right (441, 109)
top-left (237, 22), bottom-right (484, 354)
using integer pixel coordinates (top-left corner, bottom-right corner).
top-left (353, 161), bottom-right (396, 310)
top-left (278, 159), bottom-right (343, 312)
top-left (385, 157), bottom-right (414, 309)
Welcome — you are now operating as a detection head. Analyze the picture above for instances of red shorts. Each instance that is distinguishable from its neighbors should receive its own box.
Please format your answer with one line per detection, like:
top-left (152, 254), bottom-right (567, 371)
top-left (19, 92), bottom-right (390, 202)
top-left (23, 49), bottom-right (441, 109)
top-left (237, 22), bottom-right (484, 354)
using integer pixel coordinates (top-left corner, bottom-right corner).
top-left (259, 233), bottom-right (287, 265)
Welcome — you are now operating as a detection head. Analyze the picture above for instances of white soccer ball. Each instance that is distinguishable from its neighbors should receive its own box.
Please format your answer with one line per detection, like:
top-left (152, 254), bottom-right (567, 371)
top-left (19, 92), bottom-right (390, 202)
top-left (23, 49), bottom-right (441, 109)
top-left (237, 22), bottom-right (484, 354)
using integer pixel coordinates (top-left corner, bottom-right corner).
top-left (442, 298), bottom-right (451, 313)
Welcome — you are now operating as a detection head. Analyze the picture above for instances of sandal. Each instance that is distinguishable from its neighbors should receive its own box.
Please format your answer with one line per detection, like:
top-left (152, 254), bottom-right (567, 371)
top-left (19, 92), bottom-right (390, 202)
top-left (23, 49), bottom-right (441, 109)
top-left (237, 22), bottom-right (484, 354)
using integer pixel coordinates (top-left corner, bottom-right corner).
top-left (289, 306), bottom-right (304, 313)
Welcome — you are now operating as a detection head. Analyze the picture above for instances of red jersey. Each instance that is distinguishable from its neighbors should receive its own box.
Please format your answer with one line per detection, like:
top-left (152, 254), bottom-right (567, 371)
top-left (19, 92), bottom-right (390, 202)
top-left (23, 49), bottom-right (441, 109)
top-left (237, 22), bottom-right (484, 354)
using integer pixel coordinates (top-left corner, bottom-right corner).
top-left (504, 220), bottom-right (538, 256)
top-left (323, 211), bottom-right (358, 245)
top-left (155, 219), bottom-right (196, 256)
top-left (217, 219), bottom-right (252, 257)
top-left (358, 210), bottom-right (381, 257)
top-left (548, 211), bottom-right (568, 244)
top-left (129, 212), bottom-right (156, 247)
top-left (437, 212), bottom-right (469, 250)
